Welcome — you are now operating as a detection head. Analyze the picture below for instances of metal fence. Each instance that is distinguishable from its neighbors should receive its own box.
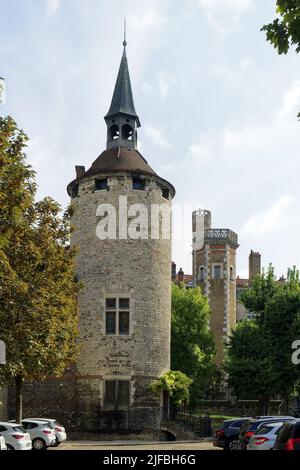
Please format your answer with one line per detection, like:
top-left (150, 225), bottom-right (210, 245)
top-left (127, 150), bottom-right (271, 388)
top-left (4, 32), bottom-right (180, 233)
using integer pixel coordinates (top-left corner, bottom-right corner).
top-left (175, 409), bottom-right (212, 437)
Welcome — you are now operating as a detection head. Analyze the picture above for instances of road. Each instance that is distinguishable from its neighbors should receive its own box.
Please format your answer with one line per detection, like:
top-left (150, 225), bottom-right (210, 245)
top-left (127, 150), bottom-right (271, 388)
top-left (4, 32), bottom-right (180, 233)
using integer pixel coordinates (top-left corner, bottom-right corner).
top-left (50, 440), bottom-right (217, 451)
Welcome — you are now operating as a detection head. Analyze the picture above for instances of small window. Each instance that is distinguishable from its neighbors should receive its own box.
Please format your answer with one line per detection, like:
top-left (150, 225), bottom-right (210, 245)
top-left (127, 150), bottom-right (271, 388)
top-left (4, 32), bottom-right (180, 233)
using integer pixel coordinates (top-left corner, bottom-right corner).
top-left (105, 297), bottom-right (130, 336)
top-left (133, 178), bottom-right (145, 190)
top-left (71, 184), bottom-right (79, 198)
top-left (106, 298), bottom-right (116, 309)
top-left (214, 265), bottom-right (221, 279)
top-left (230, 267), bottom-right (234, 281)
top-left (104, 380), bottom-right (130, 407)
top-left (199, 266), bottom-right (205, 281)
top-left (162, 188), bottom-right (169, 200)
top-left (95, 179), bottom-right (108, 191)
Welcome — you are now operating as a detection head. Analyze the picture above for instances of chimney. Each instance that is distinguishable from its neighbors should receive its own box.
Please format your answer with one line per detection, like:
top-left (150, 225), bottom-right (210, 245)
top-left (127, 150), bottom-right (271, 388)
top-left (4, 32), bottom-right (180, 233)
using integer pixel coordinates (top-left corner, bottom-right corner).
top-left (249, 250), bottom-right (261, 281)
top-left (171, 262), bottom-right (177, 281)
top-left (177, 268), bottom-right (184, 282)
top-left (75, 166), bottom-right (85, 178)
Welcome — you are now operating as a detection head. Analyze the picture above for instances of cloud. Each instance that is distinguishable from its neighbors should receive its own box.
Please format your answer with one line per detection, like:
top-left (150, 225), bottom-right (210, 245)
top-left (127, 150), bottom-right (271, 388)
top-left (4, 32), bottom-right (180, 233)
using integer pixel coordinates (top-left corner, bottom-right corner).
top-left (157, 71), bottom-right (176, 100)
top-left (189, 129), bottom-right (216, 161)
top-left (45, 0), bottom-right (60, 18)
top-left (241, 196), bottom-right (293, 238)
top-left (143, 124), bottom-right (172, 149)
top-left (129, 10), bottom-right (169, 30)
top-left (196, 0), bottom-right (253, 31)
top-left (210, 57), bottom-right (254, 82)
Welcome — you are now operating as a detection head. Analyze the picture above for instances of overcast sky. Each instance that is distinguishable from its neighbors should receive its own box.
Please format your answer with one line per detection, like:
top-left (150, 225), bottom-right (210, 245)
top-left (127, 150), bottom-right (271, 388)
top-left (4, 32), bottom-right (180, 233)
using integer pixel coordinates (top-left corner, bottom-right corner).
top-left (1, 0), bottom-right (300, 278)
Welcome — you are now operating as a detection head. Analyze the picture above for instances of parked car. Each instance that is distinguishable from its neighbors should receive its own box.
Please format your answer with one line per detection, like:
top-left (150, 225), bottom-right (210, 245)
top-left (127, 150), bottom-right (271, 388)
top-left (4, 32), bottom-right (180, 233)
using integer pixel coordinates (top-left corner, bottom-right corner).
top-left (22, 419), bottom-right (56, 450)
top-left (247, 422), bottom-right (285, 450)
top-left (27, 418), bottom-right (67, 447)
top-left (0, 435), bottom-right (7, 451)
top-left (0, 422), bottom-right (32, 450)
top-left (213, 418), bottom-right (252, 450)
top-left (239, 416), bottom-right (295, 450)
top-left (273, 420), bottom-right (300, 451)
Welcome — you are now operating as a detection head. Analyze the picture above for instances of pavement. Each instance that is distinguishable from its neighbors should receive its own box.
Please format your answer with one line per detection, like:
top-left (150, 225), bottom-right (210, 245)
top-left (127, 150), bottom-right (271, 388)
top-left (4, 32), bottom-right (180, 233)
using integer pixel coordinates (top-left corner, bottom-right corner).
top-left (50, 440), bottom-right (217, 451)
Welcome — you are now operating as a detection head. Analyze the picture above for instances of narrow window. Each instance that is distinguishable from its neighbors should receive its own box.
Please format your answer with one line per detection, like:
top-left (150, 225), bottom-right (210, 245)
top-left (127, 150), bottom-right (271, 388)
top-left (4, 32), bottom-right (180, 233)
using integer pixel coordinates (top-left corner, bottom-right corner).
top-left (199, 266), bottom-right (205, 281)
top-left (132, 178), bottom-right (145, 191)
top-left (230, 267), bottom-right (234, 281)
top-left (214, 265), bottom-right (221, 279)
top-left (105, 381), bottom-right (117, 405)
top-left (106, 311), bottom-right (116, 335)
top-left (118, 381), bottom-right (130, 406)
top-left (95, 178), bottom-right (108, 191)
top-left (119, 312), bottom-right (129, 335)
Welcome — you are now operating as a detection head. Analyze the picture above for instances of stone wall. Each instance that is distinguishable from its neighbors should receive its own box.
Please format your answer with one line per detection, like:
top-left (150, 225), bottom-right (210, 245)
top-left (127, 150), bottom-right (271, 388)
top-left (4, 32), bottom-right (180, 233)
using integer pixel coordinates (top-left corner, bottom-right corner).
top-left (70, 173), bottom-right (172, 431)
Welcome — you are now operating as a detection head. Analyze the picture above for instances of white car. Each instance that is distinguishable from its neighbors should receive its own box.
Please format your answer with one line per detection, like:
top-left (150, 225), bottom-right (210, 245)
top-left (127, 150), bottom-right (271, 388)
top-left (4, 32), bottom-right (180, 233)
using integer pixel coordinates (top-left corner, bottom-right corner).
top-left (22, 419), bottom-right (56, 450)
top-left (0, 422), bottom-right (32, 450)
top-left (247, 422), bottom-right (284, 450)
top-left (27, 418), bottom-right (67, 446)
top-left (0, 435), bottom-right (7, 451)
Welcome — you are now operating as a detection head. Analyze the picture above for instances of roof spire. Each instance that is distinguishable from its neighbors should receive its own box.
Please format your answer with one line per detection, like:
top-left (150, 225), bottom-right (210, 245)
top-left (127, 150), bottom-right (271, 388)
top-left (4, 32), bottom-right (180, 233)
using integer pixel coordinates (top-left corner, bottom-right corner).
top-left (123, 17), bottom-right (127, 48)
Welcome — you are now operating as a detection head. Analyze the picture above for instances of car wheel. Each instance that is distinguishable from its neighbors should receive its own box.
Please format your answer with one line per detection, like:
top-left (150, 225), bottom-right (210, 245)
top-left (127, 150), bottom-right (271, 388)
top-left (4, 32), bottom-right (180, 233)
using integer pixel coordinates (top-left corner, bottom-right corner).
top-left (227, 438), bottom-right (240, 451)
top-left (32, 438), bottom-right (46, 451)
top-left (6, 444), bottom-right (14, 451)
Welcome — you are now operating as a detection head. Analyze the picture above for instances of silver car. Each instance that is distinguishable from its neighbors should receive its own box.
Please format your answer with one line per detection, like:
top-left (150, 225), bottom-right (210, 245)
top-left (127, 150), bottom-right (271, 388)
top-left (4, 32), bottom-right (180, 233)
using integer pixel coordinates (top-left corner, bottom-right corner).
top-left (22, 419), bottom-right (56, 450)
top-left (27, 418), bottom-right (67, 447)
top-left (247, 422), bottom-right (285, 450)
top-left (0, 435), bottom-right (7, 451)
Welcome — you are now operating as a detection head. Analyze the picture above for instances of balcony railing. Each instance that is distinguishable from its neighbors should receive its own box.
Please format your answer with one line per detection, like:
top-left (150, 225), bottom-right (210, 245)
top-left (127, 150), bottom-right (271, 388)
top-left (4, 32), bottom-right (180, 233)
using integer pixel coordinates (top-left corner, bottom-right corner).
top-left (205, 228), bottom-right (238, 245)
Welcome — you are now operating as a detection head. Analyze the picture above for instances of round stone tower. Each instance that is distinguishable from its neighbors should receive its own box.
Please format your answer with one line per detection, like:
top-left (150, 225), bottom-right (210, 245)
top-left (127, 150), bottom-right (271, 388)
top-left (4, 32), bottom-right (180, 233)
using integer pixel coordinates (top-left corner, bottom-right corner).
top-left (67, 39), bottom-right (175, 434)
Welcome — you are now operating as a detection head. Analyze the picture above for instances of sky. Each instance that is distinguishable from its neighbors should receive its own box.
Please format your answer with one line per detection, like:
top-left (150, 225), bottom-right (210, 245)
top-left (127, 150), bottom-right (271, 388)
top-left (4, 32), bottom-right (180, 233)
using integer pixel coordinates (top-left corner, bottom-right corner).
top-left (1, 0), bottom-right (300, 278)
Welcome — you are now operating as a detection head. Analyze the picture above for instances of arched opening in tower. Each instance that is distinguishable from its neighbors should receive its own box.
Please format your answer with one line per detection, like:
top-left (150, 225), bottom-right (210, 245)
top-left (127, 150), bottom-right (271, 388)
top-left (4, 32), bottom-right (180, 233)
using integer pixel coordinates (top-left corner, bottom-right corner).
top-left (122, 124), bottom-right (133, 141)
top-left (110, 124), bottom-right (120, 140)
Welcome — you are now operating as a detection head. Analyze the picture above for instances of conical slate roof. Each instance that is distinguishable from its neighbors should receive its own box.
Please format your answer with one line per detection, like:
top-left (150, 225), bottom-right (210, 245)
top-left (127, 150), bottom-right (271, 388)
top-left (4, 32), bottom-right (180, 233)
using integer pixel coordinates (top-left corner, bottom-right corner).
top-left (105, 47), bottom-right (140, 126)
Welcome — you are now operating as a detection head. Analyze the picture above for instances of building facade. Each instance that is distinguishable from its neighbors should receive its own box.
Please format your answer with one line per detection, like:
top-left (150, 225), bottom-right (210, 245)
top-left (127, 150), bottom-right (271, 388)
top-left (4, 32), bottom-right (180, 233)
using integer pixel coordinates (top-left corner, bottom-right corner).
top-left (192, 210), bottom-right (239, 364)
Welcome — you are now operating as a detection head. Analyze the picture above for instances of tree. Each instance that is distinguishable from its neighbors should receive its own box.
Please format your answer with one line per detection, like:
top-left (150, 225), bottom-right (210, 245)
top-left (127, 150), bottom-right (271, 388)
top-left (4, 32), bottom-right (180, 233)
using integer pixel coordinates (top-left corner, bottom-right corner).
top-left (0, 117), bottom-right (80, 422)
top-left (171, 284), bottom-right (215, 407)
top-left (225, 320), bottom-right (276, 413)
top-left (150, 371), bottom-right (193, 409)
top-left (226, 267), bottom-right (300, 414)
top-left (262, 0), bottom-right (300, 118)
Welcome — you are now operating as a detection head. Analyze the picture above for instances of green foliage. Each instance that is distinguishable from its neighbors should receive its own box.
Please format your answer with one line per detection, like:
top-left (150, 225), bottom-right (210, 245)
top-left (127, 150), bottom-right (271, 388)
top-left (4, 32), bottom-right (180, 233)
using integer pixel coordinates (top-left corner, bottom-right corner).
top-left (171, 284), bottom-right (216, 406)
top-left (226, 266), bottom-right (300, 410)
top-left (150, 371), bottom-right (193, 407)
top-left (262, 1), bottom-right (300, 119)
top-left (262, 1), bottom-right (300, 55)
top-left (0, 117), bottom-right (81, 418)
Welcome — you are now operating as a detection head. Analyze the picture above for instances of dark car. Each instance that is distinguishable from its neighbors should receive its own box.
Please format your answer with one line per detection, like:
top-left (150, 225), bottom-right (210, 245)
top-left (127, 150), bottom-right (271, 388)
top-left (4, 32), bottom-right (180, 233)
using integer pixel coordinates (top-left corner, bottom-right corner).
top-left (213, 418), bottom-right (252, 450)
top-left (238, 416), bottom-right (295, 450)
top-left (273, 420), bottom-right (300, 451)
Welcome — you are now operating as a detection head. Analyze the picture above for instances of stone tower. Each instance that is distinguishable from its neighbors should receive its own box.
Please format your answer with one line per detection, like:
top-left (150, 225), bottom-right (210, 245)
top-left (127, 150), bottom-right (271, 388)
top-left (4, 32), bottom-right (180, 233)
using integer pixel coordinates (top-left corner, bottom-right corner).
top-left (249, 250), bottom-right (261, 281)
top-left (67, 38), bottom-right (175, 433)
top-left (192, 210), bottom-right (239, 364)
